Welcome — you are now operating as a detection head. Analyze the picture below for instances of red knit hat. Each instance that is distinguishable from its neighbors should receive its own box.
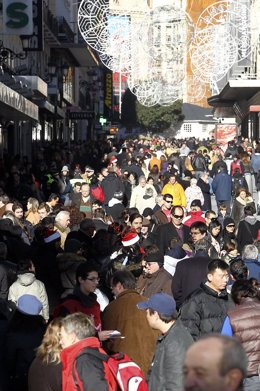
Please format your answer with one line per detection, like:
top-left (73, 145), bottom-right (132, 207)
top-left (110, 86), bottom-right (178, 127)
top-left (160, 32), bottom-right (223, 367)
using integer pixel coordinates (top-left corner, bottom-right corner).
top-left (122, 231), bottom-right (140, 247)
top-left (110, 156), bottom-right (118, 164)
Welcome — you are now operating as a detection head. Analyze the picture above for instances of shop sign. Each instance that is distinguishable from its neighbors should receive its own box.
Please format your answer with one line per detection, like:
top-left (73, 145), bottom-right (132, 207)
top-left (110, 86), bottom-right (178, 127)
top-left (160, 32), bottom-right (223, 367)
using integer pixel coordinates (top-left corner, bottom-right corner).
top-left (3, 0), bottom-right (33, 35)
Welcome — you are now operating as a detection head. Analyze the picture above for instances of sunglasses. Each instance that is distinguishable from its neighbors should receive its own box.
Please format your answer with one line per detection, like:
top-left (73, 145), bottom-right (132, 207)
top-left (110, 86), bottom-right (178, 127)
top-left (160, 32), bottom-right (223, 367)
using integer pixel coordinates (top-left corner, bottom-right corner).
top-left (173, 214), bottom-right (184, 219)
top-left (165, 200), bottom-right (172, 203)
top-left (226, 224), bottom-right (235, 228)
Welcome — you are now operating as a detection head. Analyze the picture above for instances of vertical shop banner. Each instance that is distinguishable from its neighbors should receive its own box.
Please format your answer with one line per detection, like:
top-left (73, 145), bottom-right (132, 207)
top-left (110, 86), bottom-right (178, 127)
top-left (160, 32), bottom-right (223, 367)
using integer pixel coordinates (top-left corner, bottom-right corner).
top-left (216, 124), bottom-right (237, 151)
top-left (3, 0), bottom-right (33, 35)
top-left (104, 70), bottom-right (113, 119)
top-left (25, 0), bottom-right (44, 51)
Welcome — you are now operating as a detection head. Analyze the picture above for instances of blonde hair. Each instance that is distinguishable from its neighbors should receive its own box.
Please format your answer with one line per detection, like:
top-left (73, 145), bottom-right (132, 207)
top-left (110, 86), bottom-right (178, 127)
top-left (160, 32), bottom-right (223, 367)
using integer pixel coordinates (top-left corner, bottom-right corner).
top-left (28, 197), bottom-right (39, 213)
top-left (36, 318), bottom-right (62, 364)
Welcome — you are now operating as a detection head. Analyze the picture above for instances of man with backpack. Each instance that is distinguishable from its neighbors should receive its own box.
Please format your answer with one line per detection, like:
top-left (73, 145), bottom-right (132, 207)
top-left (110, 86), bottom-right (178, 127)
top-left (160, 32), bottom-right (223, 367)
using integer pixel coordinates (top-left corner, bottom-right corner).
top-left (60, 312), bottom-right (149, 391)
top-left (60, 313), bottom-right (117, 391)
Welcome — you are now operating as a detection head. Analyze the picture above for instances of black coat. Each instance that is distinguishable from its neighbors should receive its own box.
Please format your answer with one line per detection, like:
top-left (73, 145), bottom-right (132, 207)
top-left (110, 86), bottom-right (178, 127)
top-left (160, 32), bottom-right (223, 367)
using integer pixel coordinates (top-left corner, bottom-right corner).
top-left (172, 254), bottom-right (211, 309)
top-left (197, 178), bottom-right (211, 211)
top-left (154, 223), bottom-right (190, 254)
top-left (237, 219), bottom-right (260, 252)
top-left (101, 173), bottom-right (124, 206)
top-left (180, 282), bottom-right (234, 340)
top-left (5, 312), bottom-right (46, 391)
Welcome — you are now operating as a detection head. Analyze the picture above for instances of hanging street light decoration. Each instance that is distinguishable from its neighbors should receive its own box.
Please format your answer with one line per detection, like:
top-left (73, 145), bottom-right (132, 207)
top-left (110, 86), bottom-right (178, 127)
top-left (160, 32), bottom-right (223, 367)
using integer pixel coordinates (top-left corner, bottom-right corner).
top-left (78, 0), bottom-right (254, 107)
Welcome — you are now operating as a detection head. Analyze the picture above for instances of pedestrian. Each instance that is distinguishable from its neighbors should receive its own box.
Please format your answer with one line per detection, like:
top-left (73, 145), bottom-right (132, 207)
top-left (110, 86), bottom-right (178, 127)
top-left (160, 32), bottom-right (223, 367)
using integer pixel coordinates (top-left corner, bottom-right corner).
top-left (137, 293), bottom-right (193, 391)
top-left (183, 334), bottom-right (247, 391)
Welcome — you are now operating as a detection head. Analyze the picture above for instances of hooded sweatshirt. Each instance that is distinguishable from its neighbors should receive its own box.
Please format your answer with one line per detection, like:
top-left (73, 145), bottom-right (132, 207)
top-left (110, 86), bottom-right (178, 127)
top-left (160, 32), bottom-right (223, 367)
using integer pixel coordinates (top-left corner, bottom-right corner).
top-left (8, 272), bottom-right (49, 320)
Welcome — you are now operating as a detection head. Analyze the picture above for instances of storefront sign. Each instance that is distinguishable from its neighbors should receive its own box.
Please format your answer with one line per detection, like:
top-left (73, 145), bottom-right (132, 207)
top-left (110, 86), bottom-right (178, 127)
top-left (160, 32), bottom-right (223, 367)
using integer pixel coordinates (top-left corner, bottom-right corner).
top-left (24, 0), bottom-right (44, 51)
top-left (68, 111), bottom-right (94, 120)
top-left (3, 0), bottom-right (33, 35)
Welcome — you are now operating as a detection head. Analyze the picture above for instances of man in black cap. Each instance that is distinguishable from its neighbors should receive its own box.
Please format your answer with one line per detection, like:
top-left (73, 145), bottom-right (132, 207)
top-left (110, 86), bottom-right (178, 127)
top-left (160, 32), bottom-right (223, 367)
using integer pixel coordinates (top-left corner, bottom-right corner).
top-left (136, 244), bottom-right (172, 297)
top-left (137, 292), bottom-right (193, 391)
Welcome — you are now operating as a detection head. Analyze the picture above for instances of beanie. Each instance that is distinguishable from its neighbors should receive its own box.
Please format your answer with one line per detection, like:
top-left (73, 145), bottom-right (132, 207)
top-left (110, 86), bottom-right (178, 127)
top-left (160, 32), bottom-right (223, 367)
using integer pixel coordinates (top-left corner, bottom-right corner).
top-left (17, 294), bottom-right (43, 315)
top-left (144, 249), bottom-right (164, 266)
top-left (122, 231), bottom-right (140, 247)
top-left (223, 217), bottom-right (235, 229)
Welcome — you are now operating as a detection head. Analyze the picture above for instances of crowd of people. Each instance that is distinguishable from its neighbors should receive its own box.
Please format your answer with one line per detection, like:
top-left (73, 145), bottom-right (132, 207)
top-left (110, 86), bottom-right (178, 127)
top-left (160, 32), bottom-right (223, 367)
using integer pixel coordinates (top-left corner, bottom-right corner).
top-left (0, 135), bottom-right (260, 391)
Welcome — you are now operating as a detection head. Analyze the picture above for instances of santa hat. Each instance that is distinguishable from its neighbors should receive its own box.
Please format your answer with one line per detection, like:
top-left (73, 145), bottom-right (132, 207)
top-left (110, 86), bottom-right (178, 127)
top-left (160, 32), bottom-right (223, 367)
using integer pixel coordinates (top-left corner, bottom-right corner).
top-left (44, 229), bottom-right (61, 243)
top-left (110, 156), bottom-right (118, 164)
top-left (122, 230), bottom-right (140, 247)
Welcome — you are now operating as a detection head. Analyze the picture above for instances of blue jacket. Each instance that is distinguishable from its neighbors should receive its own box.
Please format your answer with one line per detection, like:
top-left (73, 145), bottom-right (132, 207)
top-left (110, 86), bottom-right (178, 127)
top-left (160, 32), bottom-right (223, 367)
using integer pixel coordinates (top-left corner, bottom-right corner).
top-left (251, 153), bottom-right (260, 173)
top-left (244, 259), bottom-right (260, 283)
top-left (212, 171), bottom-right (232, 201)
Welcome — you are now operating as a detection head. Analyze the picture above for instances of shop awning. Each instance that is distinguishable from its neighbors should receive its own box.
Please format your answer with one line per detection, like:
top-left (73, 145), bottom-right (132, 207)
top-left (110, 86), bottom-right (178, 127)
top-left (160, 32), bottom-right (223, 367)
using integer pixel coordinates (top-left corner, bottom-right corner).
top-left (0, 82), bottom-right (38, 121)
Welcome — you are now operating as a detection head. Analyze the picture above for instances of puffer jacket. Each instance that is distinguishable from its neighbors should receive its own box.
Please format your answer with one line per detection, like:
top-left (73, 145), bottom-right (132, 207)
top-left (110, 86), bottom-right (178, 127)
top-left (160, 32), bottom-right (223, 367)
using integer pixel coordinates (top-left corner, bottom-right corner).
top-left (180, 282), bottom-right (234, 340)
top-left (8, 272), bottom-right (49, 320)
top-left (228, 297), bottom-right (260, 376)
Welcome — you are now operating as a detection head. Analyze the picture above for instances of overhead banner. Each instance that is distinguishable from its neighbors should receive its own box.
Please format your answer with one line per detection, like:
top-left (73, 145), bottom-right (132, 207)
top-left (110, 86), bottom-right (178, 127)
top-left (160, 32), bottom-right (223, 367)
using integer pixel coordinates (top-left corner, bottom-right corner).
top-left (3, 0), bottom-right (33, 35)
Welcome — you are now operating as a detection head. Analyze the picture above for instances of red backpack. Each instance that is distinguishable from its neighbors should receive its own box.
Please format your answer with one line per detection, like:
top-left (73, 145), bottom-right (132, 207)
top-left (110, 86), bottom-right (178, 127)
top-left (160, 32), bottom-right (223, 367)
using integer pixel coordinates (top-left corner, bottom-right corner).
top-left (73, 348), bottom-right (149, 391)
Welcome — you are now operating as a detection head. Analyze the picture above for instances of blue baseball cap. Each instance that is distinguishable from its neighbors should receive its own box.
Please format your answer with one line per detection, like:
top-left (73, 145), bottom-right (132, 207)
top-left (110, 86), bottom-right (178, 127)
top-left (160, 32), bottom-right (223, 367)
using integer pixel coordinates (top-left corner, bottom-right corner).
top-left (137, 293), bottom-right (176, 316)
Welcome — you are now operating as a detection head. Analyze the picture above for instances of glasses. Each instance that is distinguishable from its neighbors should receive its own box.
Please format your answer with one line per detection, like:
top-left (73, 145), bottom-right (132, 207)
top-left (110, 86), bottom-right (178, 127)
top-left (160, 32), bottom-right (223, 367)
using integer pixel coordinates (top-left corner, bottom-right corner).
top-left (173, 214), bottom-right (184, 219)
top-left (85, 277), bottom-right (100, 282)
top-left (226, 224), bottom-right (235, 228)
top-left (165, 200), bottom-right (172, 203)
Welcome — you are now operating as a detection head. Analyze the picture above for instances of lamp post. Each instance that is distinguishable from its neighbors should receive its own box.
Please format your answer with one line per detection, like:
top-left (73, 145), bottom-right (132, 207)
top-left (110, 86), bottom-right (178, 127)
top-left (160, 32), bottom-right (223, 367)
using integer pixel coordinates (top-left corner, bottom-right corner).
top-left (0, 37), bottom-right (29, 63)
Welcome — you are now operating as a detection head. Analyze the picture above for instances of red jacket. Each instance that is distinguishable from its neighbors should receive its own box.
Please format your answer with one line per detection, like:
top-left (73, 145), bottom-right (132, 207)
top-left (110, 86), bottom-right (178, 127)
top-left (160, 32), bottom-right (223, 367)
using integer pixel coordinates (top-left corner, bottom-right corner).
top-left (183, 211), bottom-right (206, 227)
top-left (60, 337), bottom-right (117, 391)
top-left (53, 297), bottom-right (102, 331)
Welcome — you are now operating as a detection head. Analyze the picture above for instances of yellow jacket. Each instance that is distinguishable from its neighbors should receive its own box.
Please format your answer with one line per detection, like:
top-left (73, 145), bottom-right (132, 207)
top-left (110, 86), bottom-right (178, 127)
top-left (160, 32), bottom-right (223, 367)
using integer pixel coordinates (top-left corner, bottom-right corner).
top-left (162, 182), bottom-right (186, 207)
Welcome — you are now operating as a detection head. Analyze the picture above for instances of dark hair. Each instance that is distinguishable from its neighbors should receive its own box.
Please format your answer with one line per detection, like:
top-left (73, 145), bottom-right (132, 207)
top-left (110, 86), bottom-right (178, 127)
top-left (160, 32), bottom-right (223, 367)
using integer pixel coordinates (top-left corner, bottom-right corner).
top-left (12, 202), bottom-right (23, 212)
top-left (111, 270), bottom-right (136, 290)
top-left (190, 221), bottom-right (208, 234)
top-left (171, 205), bottom-right (184, 215)
top-left (207, 259), bottom-right (229, 274)
top-left (129, 213), bottom-right (143, 225)
top-left (38, 202), bottom-right (51, 212)
top-left (229, 259), bottom-right (248, 281)
top-left (76, 261), bottom-right (99, 285)
top-left (205, 210), bottom-right (216, 219)
top-left (17, 259), bottom-right (34, 274)
top-left (209, 219), bottom-right (222, 236)
top-left (48, 193), bottom-right (59, 202)
top-left (244, 205), bottom-right (256, 216)
top-left (163, 193), bottom-right (173, 201)
top-left (148, 308), bottom-right (177, 323)
top-left (231, 279), bottom-right (259, 304)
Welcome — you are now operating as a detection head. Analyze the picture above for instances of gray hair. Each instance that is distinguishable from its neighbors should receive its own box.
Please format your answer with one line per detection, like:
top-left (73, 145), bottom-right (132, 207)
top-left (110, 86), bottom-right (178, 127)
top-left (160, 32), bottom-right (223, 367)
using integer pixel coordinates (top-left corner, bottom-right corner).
top-left (55, 211), bottom-right (70, 224)
top-left (138, 175), bottom-right (146, 183)
top-left (242, 244), bottom-right (258, 260)
top-left (62, 313), bottom-right (95, 341)
top-left (155, 194), bottom-right (164, 204)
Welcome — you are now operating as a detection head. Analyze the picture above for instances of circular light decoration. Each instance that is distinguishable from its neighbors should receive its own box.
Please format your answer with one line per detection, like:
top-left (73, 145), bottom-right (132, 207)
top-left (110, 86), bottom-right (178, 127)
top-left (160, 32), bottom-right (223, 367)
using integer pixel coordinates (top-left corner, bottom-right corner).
top-left (186, 76), bottom-right (207, 103)
top-left (196, 0), bottom-right (252, 63)
top-left (133, 79), bottom-right (161, 107)
top-left (78, 0), bottom-right (109, 54)
top-left (190, 24), bottom-right (238, 83)
top-left (157, 82), bottom-right (182, 106)
top-left (139, 5), bottom-right (194, 62)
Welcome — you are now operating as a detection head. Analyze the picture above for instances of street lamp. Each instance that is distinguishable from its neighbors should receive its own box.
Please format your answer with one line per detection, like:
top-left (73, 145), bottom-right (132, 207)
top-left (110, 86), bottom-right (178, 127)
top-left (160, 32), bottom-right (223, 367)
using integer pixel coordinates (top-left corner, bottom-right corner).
top-left (0, 39), bottom-right (28, 63)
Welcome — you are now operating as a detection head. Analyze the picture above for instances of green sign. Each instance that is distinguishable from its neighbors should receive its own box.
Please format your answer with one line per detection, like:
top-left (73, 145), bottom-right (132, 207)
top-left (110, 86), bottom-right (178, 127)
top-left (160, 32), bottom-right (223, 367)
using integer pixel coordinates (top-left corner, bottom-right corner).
top-left (3, 0), bottom-right (33, 35)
